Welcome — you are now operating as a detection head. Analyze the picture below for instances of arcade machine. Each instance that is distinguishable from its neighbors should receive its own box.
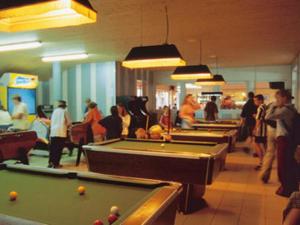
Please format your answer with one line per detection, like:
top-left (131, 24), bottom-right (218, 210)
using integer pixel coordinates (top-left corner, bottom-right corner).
top-left (0, 73), bottom-right (38, 124)
top-left (117, 96), bottom-right (157, 138)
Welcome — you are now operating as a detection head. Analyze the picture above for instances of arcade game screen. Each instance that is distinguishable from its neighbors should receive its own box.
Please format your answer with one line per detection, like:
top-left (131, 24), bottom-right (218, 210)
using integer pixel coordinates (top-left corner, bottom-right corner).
top-left (8, 88), bottom-right (36, 115)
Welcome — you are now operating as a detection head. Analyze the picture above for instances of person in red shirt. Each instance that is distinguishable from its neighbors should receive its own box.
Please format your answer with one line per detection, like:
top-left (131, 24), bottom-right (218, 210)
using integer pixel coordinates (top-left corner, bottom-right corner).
top-left (84, 102), bottom-right (106, 142)
top-left (159, 106), bottom-right (171, 130)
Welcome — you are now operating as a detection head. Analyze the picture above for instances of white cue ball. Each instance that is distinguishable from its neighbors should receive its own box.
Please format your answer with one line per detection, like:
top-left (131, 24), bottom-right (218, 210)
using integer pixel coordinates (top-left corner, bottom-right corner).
top-left (110, 206), bottom-right (119, 215)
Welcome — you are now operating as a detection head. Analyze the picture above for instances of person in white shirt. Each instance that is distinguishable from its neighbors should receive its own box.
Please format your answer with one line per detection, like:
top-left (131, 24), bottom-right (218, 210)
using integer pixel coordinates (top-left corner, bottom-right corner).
top-left (49, 100), bottom-right (72, 168)
top-left (117, 103), bottom-right (131, 137)
top-left (11, 95), bottom-right (29, 130)
top-left (0, 104), bottom-right (12, 130)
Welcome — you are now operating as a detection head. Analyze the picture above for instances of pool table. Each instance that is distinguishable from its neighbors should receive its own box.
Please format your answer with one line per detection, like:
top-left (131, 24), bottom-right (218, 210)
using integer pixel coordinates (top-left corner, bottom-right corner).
top-left (0, 131), bottom-right (37, 164)
top-left (84, 139), bottom-right (228, 213)
top-left (192, 119), bottom-right (241, 130)
top-left (0, 164), bottom-right (181, 225)
top-left (168, 129), bottom-right (237, 152)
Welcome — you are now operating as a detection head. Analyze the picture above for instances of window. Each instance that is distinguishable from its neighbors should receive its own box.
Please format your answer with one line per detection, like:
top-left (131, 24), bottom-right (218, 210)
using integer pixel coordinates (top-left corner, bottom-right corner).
top-left (136, 80), bottom-right (143, 97)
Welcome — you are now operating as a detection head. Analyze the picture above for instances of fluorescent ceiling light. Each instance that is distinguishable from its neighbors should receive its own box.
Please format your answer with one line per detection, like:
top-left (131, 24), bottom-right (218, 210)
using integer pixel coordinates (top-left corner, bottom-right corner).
top-left (42, 53), bottom-right (88, 62)
top-left (171, 65), bottom-right (212, 80)
top-left (0, 0), bottom-right (97, 32)
top-left (122, 44), bottom-right (186, 69)
top-left (0, 41), bottom-right (42, 52)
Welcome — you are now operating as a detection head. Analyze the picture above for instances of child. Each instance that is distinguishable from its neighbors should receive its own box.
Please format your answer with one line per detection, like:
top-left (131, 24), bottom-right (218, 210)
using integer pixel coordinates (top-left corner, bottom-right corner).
top-left (159, 106), bottom-right (171, 130)
top-left (253, 94), bottom-right (267, 170)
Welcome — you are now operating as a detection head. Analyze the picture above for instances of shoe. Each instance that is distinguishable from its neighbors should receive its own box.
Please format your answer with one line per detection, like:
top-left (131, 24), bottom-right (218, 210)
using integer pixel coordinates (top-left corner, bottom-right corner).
top-left (53, 164), bottom-right (63, 169)
top-left (47, 164), bottom-right (53, 168)
top-left (275, 187), bottom-right (292, 198)
top-left (261, 176), bottom-right (269, 184)
top-left (254, 165), bottom-right (261, 171)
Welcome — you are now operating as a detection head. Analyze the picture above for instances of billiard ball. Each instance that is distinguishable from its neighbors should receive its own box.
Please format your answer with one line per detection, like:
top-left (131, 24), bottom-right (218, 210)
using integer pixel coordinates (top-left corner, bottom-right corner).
top-left (108, 214), bottom-right (118, 224)
top-left (110, 206), bottom-right (120, 215)
top-left (160, 144), bottom-right (165, 148)
top-left (78, 186), bottom-right (86, 195)
top-left (9, 191), bottom-right (18, 201)
top-left (93, 219), bottom-right (104, 225)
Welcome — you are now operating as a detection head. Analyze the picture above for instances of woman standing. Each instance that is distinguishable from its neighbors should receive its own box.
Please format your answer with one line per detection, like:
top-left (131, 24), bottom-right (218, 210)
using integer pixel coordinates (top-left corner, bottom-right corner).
top-left (179, 94), bottom-right (201, 129)
top-left (84, 102), bottom-right (106, 142)
top-left (117, 103), bottom-right (131, 138)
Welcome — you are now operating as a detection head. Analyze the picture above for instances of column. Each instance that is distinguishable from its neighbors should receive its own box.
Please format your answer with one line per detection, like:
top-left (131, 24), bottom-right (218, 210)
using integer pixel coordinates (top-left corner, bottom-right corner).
top-left (179, 82), bottom-right (186, 105)
top-left (52, 62), bottom-right (62, 102)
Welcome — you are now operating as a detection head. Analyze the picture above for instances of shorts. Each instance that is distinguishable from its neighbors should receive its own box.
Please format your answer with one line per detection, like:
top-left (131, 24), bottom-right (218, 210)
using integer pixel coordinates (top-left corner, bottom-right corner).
top-left (255, 136), bottom-right (266, 144)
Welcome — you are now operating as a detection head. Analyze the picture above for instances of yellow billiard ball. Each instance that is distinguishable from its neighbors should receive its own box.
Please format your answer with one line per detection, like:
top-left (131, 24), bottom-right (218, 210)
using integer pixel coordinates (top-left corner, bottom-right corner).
top-left (78, 186), bottom-right (86, 195)
top-left (9, 191), bottom-right (18, 201)
top-left (160, 144), bottom-right (165, 148)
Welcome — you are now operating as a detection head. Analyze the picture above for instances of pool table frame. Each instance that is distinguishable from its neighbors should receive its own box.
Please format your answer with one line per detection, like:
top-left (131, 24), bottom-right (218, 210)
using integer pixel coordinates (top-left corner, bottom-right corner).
top-left (192, 120), bottom-right (241, 130)
top-left (0, 131), bottom-right (37, 164)
top-left (0, 164), bottom-right (181, 225)
top-left (84, 138), bottom-right (229, 214)
top-left (169, 129), bottom-right (237, 152)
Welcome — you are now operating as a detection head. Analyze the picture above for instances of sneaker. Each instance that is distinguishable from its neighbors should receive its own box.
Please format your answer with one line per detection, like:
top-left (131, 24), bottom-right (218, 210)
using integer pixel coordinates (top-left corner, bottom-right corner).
top-left (254, 165), bottom-right (261, 171)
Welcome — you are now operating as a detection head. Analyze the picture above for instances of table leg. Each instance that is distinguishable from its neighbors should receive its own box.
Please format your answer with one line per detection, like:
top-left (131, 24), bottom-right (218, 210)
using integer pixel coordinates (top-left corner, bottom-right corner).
top-left (179, 184), bottom-right (208, 214)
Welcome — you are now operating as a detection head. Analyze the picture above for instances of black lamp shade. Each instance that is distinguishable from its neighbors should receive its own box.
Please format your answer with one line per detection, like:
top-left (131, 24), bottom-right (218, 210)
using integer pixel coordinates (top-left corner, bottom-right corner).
top-left (195, 74), bottom-right (226, 85)
top-left (122, 44), bottom-right (186, 69)
top-left (171, 64), bottom-right (212, 80)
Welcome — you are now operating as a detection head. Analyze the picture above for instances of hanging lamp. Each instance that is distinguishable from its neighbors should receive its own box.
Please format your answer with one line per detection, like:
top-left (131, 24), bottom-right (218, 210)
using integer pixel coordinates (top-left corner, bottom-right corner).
top-left (0, 0), bottom-right (97, 32)
top-left (195, 56), bottom-right (226, 85)
top-left (122, 5), bottom-right (185, 69)
top-left (171, 40), bottom-right (212, 80)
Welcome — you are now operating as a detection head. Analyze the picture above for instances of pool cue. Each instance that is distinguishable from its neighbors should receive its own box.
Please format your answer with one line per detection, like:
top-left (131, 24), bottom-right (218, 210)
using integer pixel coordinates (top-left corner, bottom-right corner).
top-left (167, 105), bottom-right (171, 134)
top-left (145, 114), bottom-right (150, 132)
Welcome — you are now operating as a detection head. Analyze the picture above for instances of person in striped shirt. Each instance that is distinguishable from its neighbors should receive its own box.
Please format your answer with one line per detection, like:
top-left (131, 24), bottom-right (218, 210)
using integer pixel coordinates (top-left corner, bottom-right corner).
top-left (253, 94), bottom-right (267, 170)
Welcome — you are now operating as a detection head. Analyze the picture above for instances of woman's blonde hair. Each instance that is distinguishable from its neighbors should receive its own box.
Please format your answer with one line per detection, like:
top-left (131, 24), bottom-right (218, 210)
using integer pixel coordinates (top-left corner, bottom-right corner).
top-left (182, 94), bottom-right (193, 105)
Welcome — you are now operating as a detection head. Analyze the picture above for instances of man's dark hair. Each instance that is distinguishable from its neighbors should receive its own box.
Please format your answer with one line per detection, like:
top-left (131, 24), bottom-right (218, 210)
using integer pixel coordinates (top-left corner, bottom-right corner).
top-left (254, 94), bottom-right (264, 101)
top-left (248, 92), bottom-right (255, 99)
top-left (58, 100), bottom-right (67, 109)
top-left (111, 106), bottom-right (119, 117)
top-left (13, 95), bottom-right (21, 102)
top-left (211, 96), bottom-right (217, 102)
top-left (88, 102), bottom-right (97, 109)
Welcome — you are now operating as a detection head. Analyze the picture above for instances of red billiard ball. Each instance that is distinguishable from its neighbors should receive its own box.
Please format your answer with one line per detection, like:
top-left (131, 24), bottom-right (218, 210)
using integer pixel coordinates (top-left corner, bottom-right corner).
top-left (108, 214), bottom-right (118, 224)
top-left (93, 219), bottom-right (103, 225)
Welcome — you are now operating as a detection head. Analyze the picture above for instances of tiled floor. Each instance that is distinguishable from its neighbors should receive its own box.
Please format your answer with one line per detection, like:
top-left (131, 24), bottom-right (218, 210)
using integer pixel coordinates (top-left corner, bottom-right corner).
top-left (20, 143), bottom-right (288, 225)
top-left (175, 147), bottom-right (287, 225)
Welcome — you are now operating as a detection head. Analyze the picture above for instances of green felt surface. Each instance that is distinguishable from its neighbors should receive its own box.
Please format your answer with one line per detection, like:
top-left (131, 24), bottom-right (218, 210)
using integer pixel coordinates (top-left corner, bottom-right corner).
top-left (0, 170), bottom-right (157, 225)
top-left (105, 140), bottom-right (223, 155)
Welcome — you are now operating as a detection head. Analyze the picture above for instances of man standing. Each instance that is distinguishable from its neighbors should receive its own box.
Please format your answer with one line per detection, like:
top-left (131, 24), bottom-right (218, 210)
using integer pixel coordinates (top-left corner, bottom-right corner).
top-left (11, 95), bottom-right (29, 130)
top-left (240, 92), bottom-right (257, 152)
top-left (204, 96), bottom-right (219, 121)
top-left (265, 90), bottom-right (298, 197)
top-left (253, 94), bottom-right (267, 170)
top-left (49, 100), bottom-right (72, 168)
